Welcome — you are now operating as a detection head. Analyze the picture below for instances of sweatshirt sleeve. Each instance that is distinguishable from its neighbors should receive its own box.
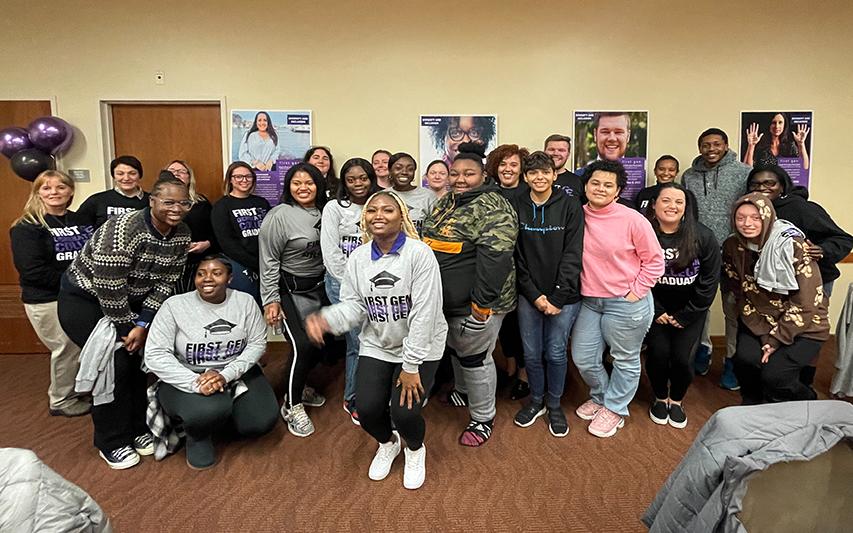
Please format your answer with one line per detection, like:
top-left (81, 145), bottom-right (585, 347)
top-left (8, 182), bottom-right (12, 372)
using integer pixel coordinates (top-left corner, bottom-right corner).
top-left (10, 224), bottom-right (60, 294)
top-left (218, 295), bottom-right (268, 383)
top-left (401, 244), bottom-right (445, 373)
top-left (211, 198), bottom-right (258, 273)
top-left (140, 238), bottom-right (188, 324)
top-left (144, 300), bottom-right (201, 394)
top-left (320, 203), bottom-right (348, 281)
top-left (768, 239), bottom-right (825, 348)
top-left (548, 200), bottom-right (585, 309)
top-left (629, 217), bottom-right (665, 298)
top-left (321, 253), bottom-right (367, 334)
top-left (803, 202), bottom-right (853, 266)
top-left (258, 207), bottom-right (288, 306)
top-left (514, 245), bottom-right (542, 307)
top-left (672, 228), bottom-right (721, 327)
top-left (472, 196), bottom-right (518, 312)
top-left (723, 239), bottom-right (771, 339)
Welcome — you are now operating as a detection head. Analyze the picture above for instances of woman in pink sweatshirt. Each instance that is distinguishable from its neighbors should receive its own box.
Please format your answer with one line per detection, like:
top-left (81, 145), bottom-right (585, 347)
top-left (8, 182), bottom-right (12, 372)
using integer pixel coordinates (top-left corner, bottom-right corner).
top-left (571, 160), bottom-right (665, 438)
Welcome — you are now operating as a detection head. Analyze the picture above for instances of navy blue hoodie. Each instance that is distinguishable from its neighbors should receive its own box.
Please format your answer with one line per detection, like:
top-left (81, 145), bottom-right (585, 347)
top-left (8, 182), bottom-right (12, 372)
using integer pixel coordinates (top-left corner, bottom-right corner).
top-left (510, 189), bottom-right (584, 308)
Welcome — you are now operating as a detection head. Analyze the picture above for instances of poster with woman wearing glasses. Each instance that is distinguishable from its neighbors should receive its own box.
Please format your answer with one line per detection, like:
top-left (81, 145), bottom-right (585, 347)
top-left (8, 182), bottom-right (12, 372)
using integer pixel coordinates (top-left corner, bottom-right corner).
top-left (740, 111), bottom-right (813, 188)
top-left (230, 110), bottom-right (312, 206)
top-left (419, 115), bottom-right (498, 182)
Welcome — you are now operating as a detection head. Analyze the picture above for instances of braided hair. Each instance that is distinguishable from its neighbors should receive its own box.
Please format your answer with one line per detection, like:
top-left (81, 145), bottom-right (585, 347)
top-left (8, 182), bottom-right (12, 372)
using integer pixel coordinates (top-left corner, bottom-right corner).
top-left (359, 190), bottom-right (420, 244)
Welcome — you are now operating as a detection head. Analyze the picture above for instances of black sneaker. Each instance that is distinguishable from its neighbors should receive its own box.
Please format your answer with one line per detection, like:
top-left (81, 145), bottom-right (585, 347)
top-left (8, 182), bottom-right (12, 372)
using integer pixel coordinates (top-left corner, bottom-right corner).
top-left (343, 398), bottom-right (360, 426)
top-left (514, 401), bottom-right (546, 427)
top-left (99, 445), bottom-right (140, 470)
top-left (509, 379), bottom-right (531, 401)
top-left (649, 400), bottom-right (669, 425)
top-left (133, 433), bottom-right (155, 456)
top-left (186, 436), bottom-right (216, 470)
top-left (668, 404), bottom-right (687, 429)
top-left (547, 406), bottom-right (569, 437)
top-left (446, 389), bottom-right (468, 407)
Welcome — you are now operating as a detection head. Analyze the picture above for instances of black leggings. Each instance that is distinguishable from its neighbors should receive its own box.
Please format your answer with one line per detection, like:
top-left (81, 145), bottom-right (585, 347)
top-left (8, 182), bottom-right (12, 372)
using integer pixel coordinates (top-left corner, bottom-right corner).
top-left (57, 287), bottom-right (148, 452)
top-left (498, 309), bottom-right (524, 368)
top-left (158, 365), bottom-right (278, 441)
top-left (732, 321), bottom-right (822, 404)
top-left (356, 358), bottom-right (440, 451)
top-left (644, 313), bottom-right (705, 401)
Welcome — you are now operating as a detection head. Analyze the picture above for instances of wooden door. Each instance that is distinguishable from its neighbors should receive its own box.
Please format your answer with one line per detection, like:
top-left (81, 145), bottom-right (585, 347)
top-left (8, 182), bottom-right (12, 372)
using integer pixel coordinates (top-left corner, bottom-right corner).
top-left (0, 100), bottom-right (54, 354)
top-left (111, 103), bottom-right (224, 203)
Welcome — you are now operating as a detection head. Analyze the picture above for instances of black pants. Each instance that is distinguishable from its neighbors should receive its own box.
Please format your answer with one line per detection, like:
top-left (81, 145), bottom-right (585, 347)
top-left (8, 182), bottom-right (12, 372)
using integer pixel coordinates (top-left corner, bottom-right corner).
top-left (57, 288), bottom-right (148, 452)
top-left (498, 309), bottom-right (524, 368)
top-left (279, 277), bottom-right (340, 408)
top-left (732, 321), bottom-right (823, 404)
top-left (356, 358), bottom-right (440, 451)
top-left (644, 313), bottom-right (705, 401)
top-left (158, 365), bottom-right (278, 441)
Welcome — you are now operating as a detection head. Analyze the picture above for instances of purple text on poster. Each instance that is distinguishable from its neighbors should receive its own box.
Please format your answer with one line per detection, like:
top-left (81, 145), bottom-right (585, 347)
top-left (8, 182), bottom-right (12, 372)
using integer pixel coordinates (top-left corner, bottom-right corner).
top-left (421, 116), bottom-right (443, 127)
top-left (778, 157), bottom-right (810, 189)
top-left (254, 157), bottom-right (302, 207)
top-left (619, 157), bottom-right (646, 201)
top-left (287, 115), bottom-right (310, 125)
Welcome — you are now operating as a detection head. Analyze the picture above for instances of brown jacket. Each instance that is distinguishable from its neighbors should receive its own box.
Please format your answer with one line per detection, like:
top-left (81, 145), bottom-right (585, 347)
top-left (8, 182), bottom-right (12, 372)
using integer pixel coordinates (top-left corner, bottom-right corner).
top-left (722, 193), bottom-right (829, 348)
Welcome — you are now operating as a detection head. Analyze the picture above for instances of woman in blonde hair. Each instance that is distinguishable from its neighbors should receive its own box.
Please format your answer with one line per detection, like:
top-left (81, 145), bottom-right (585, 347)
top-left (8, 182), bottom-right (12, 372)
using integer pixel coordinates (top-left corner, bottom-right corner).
top-left (10, 170), bottom-right (94, 417)
top-left (166, 160), bottom-right (217, 292)
top-left (306, 191), bottom-right (447, 490)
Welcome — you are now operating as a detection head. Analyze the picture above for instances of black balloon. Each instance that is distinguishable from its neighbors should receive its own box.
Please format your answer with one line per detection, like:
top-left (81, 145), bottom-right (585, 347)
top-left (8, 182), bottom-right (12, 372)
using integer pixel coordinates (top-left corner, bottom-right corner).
top-left (10, 149), bottom-right (55, 181)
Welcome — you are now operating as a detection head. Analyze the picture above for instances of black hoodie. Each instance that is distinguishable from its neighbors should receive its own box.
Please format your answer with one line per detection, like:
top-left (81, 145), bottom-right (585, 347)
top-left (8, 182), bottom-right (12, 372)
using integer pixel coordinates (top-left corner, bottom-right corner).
top-left (773, 186), bottom-right (853, 284)
top-left (510, 189), bottom-right (584, 308)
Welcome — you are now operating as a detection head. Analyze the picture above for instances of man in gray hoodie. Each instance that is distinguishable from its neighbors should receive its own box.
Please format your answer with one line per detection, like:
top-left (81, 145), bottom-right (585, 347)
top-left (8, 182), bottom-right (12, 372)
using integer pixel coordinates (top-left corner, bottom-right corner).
top-left (682, 128), bottom-right (750, 391)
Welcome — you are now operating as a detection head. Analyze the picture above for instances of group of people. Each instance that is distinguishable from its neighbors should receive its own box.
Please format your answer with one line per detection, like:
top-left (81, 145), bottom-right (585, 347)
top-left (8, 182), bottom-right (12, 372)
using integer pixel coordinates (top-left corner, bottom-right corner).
top-left (10, 126), bottom-right (852, 490)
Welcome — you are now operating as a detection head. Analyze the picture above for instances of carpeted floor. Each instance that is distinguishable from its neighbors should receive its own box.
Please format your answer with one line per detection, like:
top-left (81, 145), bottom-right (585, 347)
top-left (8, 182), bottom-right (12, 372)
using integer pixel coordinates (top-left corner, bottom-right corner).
top-left (0, 341), bottom-right (842, 532)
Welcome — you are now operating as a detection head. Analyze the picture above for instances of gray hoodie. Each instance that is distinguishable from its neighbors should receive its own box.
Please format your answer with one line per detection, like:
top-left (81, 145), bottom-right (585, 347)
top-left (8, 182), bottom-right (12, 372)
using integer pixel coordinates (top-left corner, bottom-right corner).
top-left (681, 149), bottom-right (750, 246)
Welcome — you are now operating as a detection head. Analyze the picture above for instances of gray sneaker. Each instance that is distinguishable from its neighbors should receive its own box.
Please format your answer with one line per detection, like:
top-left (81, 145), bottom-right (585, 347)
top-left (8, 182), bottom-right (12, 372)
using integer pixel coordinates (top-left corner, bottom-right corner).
top-left (281, 402), bottom-right (315, 437)
top-left (302, 386), bottom-right (326, 407)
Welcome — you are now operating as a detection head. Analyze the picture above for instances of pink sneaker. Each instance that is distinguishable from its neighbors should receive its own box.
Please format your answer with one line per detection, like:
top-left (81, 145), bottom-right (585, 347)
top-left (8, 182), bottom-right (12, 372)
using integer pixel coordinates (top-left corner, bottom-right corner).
top-left (575, 399), bottom-right (604, 420)
top-left (588, 407), bottom-right (624, 438)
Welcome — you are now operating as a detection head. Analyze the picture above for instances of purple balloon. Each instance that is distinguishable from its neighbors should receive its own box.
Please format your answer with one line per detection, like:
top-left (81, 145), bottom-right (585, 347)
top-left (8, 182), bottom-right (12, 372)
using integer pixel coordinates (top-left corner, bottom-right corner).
top-left (54, 124), bottom-right (75, 155)
top-left (28, 116), bottom-right (72, 155)
top-left (0, 127), bottom-right (34, 159)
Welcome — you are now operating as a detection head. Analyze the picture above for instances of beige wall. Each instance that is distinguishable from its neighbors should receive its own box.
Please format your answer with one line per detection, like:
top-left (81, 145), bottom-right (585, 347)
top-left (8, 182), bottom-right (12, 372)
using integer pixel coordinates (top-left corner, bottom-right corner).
top-left (2, 0), bottom-right (852, 329)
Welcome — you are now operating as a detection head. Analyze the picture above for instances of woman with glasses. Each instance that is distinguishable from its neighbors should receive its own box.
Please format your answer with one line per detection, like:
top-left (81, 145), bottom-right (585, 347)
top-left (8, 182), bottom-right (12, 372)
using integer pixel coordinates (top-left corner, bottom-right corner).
top-left (239, 111), bottom-right (280, 172)
top-left (211, 162), bottom-right (271, 305)
top-left (57, 172), bottom-right (191, 470)
top-left (165, 160), bottom-right (217, 293)
top-left (746, 165), bottom-right (853, 297)
top-left (428, 116), bottom-right (496, 167)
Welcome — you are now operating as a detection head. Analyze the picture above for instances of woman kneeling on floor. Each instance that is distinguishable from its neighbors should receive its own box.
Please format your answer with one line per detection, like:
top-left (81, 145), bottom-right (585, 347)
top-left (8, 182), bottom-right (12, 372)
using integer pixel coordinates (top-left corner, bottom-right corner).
top-left (145, 255), bottom-right (278, 470)
top-left (723, 193), bottom-right (829, 404)
top-left (306, 191), bottom-right (447, 489)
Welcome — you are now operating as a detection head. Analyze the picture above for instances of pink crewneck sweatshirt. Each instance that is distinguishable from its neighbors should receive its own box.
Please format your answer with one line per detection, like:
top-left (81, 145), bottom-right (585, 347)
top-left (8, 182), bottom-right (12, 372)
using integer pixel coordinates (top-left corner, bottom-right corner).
top-left (580, 201), bottom-right (664, 298)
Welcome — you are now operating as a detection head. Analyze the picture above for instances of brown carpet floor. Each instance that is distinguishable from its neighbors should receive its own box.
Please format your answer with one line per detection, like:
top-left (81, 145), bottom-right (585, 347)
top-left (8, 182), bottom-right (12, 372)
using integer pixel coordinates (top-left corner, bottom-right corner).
top-left (0, 341), bottom-right (844, 532)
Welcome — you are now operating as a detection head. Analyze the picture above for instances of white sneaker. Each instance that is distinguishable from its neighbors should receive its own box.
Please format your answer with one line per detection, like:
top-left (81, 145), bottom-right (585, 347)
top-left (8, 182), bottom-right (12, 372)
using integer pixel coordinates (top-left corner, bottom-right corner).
top-left (368, 431), bottom-right (400, 481)
top-left (403, 444), bottom-right (426, 489)
top-left (281, 402), bottom-right (315, 437)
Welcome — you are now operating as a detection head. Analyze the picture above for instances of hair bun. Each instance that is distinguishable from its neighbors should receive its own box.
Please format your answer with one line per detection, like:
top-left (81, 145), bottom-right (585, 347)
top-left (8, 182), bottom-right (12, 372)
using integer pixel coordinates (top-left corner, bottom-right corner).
top-left (457, 142), bottom-right (486, 159)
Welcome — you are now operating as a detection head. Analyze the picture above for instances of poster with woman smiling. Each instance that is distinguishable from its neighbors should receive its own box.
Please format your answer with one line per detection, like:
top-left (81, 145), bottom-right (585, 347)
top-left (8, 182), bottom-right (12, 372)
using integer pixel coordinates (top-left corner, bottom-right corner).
top-left (573, 110), bottom-right (649, 202)
top-left (230, 110), bottom-right (312, 206)
top-left (740, 111), bottom-right (813, 188)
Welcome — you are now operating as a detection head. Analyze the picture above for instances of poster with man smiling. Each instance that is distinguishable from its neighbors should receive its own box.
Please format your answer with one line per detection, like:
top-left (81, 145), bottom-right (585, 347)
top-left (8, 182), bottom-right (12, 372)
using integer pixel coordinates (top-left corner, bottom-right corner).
top-left (573, 111), bottom-right (649, 201)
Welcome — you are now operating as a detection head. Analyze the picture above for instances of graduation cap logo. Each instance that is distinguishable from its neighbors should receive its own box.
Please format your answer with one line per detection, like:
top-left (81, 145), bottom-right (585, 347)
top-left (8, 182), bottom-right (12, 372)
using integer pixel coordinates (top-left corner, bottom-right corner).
top-left (370, 270), bottom-right (401, 290)
top-left (203, 318), bottom-right (237, 337)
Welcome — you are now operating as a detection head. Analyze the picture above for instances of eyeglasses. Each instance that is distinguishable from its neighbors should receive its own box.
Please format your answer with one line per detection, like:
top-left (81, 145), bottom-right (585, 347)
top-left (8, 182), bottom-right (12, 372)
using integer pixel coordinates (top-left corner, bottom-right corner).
top-left (749, 179), bottom-right (778, 190)
top-left (231, 174), bottom-right (254, 181)
top-left (447, 125), bottom-right (484, 142)
top-left (153, 197), bottom-right (193, 210)
top-left (169, 168), bottom-right (189, 176)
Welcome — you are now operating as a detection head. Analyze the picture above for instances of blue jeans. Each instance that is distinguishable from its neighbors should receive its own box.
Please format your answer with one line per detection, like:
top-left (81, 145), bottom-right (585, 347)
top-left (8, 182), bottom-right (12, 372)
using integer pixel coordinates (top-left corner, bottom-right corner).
top-left (516, 297), bottom-right (580, 408)
top-left (570, 294), bottom-right (654, 416)
top-left (325, 273), bottom-right (361, 401)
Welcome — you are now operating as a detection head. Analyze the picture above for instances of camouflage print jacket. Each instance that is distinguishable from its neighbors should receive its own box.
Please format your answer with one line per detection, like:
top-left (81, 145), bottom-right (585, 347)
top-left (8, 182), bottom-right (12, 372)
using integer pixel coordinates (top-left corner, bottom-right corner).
top-left (422, 181), bottom-right (518, 317)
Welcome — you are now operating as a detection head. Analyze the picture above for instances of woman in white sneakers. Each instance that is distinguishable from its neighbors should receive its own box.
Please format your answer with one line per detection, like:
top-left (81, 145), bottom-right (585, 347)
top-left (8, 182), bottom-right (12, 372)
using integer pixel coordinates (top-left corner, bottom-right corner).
top-left (306, 191), bottom-right (447, 490)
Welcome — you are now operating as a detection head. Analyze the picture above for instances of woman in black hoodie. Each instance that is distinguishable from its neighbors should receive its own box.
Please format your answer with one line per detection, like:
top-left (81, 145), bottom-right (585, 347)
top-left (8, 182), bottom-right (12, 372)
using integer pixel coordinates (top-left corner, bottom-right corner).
top-left (746, 165), bottom-right (853, 296)
top-left (509, 151), bottom-right (584, 437)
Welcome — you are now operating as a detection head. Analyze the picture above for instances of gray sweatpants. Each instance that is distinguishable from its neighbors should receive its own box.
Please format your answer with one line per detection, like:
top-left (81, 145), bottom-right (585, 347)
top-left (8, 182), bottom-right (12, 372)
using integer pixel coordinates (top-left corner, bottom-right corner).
top-left (446, 313), bottom-right (504, 423)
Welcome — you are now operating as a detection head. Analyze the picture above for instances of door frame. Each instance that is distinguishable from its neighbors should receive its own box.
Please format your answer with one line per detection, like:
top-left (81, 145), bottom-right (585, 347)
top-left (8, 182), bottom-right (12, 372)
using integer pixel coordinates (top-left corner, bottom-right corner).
top-left (98, 97), bottom-right (229, 189)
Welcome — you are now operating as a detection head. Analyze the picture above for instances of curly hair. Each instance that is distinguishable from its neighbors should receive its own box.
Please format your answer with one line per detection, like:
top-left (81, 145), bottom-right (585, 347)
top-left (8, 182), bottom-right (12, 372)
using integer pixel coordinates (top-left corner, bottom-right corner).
top-left (484, 144), bottom-right (530, 181)
top-left (429, 116), bottom-right (496, 152)
top-left (581, 159), bottom-right (628, 190)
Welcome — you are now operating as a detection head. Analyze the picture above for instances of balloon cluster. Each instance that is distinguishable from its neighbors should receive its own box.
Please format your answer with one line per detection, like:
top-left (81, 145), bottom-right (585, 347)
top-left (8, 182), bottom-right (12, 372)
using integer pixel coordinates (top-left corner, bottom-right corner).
top-left (0, 117), bottom-right (74, 181)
